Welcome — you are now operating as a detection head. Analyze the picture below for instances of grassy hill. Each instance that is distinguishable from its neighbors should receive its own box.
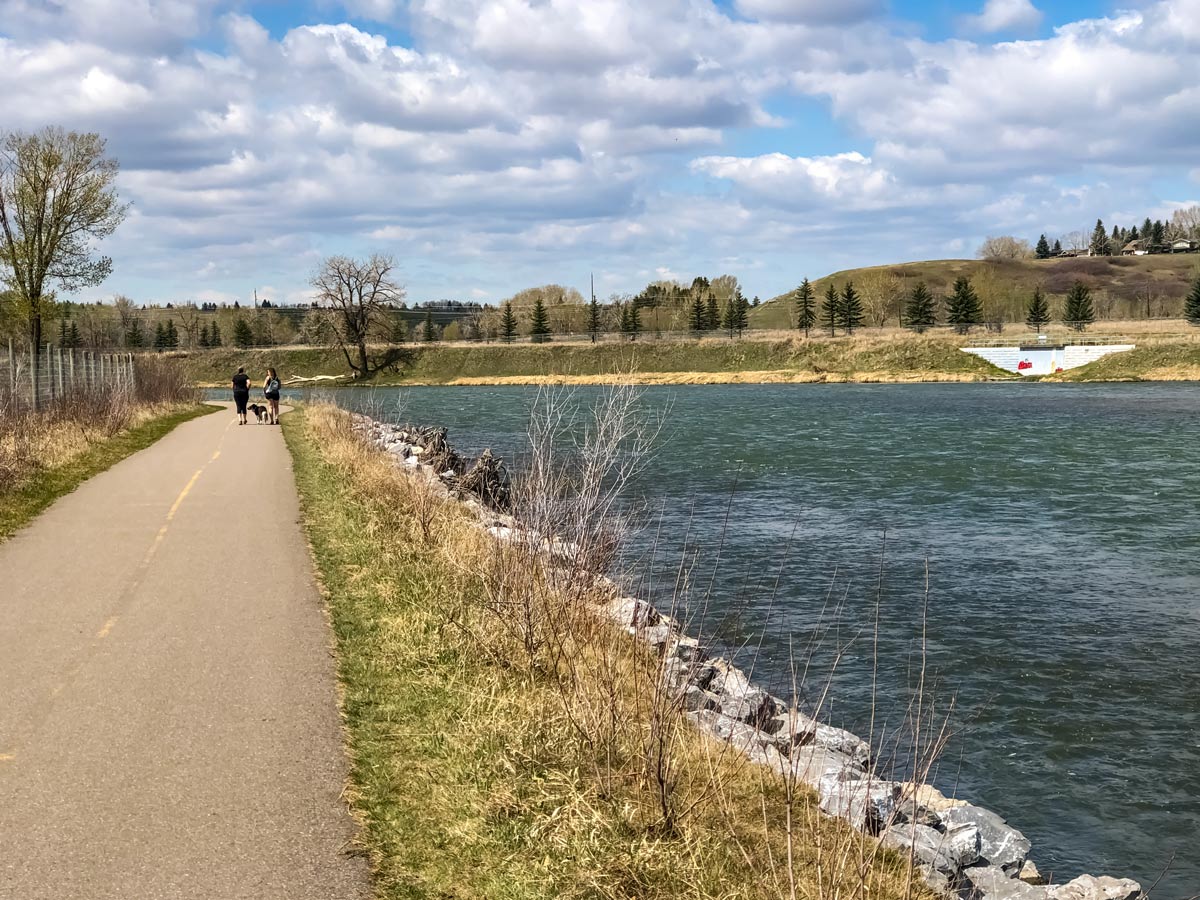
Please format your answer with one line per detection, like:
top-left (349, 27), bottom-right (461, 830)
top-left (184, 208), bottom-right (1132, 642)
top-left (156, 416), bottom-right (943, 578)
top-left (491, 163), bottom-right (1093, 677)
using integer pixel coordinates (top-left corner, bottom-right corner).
top-left (177, 335), bottom-right (1009, 387)
top-left (751, 254), bottom-right (1200, 330)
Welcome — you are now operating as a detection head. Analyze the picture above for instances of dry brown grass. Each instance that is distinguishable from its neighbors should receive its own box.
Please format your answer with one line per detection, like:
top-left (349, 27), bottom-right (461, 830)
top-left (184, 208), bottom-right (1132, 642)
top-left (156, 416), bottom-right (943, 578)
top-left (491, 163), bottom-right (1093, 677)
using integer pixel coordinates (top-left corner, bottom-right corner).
top-left (0, 356), bottom-right (199, 494)
top-left (287, 400), bottom-right (937, 900)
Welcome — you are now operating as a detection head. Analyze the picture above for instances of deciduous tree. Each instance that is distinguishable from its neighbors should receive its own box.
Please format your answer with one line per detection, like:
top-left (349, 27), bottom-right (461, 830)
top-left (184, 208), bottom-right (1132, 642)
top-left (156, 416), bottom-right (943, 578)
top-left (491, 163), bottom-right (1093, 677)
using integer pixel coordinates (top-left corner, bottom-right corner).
top-left (0, 127), bottom-right (126, 407)
top-left (309, 253), bottom-right (404, 377)
top-left (978, 235), bottom-right (1033, 260)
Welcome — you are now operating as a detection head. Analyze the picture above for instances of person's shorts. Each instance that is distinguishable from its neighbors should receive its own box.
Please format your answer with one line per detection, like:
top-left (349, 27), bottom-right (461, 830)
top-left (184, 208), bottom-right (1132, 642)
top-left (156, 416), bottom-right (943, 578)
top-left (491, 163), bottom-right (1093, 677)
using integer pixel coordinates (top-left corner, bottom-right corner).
top-left (265, 391), bottom-right (280, 401)
top-left (233, 390), bottom-right (249, 414)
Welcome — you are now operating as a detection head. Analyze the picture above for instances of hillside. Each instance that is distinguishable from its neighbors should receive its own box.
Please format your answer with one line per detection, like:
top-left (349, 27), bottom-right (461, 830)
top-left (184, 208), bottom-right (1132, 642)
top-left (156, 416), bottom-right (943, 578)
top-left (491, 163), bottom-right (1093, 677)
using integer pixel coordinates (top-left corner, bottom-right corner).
top-left (177, 335), bottom-right (1009, 387)
top-left (751, 254), bottom-right (1200, 330)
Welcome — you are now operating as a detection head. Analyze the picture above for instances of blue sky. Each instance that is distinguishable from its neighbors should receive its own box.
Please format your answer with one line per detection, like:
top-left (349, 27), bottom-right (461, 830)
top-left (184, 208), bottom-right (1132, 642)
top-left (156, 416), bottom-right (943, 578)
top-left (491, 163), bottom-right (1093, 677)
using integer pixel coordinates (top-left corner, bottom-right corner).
top-left (1, 0), bottom-right (1197, 306)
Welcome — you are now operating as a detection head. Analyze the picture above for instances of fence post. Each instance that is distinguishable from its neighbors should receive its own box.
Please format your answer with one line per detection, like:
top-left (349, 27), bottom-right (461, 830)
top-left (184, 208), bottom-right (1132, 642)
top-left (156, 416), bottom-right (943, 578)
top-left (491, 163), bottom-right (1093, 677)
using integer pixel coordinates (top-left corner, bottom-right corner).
top-left (6, 339), bottom-right (13, 402)
top-left (56, 346), bottom-right (64, 398)
top-left (30, 342), bottom-right (39, 411)
top-left (68, 348), bottom-right (76, 391)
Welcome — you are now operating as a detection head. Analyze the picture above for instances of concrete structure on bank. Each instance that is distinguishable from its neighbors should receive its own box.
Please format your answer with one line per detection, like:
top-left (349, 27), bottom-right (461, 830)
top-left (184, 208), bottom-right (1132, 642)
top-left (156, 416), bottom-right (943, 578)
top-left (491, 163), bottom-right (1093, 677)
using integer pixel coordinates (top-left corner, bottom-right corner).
top-left (962, 343), bottom-right (1135, 376)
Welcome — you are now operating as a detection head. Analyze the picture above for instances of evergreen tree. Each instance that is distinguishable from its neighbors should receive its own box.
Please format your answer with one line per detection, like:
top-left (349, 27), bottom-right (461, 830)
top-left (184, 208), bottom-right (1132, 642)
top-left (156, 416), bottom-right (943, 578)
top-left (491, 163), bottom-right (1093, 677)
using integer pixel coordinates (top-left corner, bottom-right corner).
top-left (821, 283), bottom-right (840, 337)
top-left (529, 296), bottom-right (551, 343)
top-left (391, 315), bottom-right (407, 343)
top-left (209, 321), bottom-right (222, 347)
top-left (1129, 225), bottom-right (1140, 240)
top-left (1141, 217), bottom-right (1154, 242)
top-left (166, 319), bottom-right (179, 349)
top-left (1025, 286), bottom-right (1051, 331)
top-left (153, 321), bottom-right (167, 350)
top-left (688, 295), bottom-right (706, 333)
top-left (1053, 238), bottom-right (1062, 255)
top-left (1152, 220), bottom-right (1166, 246)
top-left (704, 295), bottom-right (719, 331)
top-left (733, 288), bottom-right (749, 337)
top-left (423, 308), bottom-right (438, 342)
top-left (587, 293), bottom-right (603, 342)
top-left (68, 321), bottom-right (81, 349)
top-left (840, 281), bottom-right (864, 335)
top-left (1035, 234), bottom-right (1051, 259)
top-left (500, 301), bottom-right (518, 343)
top-left (904, 282), bottom-right (936, 333)
top-left (1185, 274), bottom-right (1200, 326)
top-left (946, 276), bottom-right (982, 334)
top-left (721, 297), bottom-right (736, 337)
top-left (58, 317), bottom-right (70, 347)
top-left (1089, 218), bottom-right (1110, 256)
top-left (1063, 280), bottom-right (1095, 331)
top-left (233, 316), bottom-right (254, 348)
top-left (199, 322), bottom-right (211, 349)
top-left (794, 278), bottom-right (816, 337)
top-left (625, 302), bottom-right (641, 339)
top-left (126, 319), bottom-right (144, 348)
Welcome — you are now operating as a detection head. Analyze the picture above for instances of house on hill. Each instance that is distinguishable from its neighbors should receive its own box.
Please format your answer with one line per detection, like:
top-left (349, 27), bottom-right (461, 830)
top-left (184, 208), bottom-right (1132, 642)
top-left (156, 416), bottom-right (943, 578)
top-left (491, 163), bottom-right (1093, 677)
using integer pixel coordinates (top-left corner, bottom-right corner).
top-left (1170, 239), bottom-right (1199, 253)
top-left (1121, 240), bottom-right (1149, 256)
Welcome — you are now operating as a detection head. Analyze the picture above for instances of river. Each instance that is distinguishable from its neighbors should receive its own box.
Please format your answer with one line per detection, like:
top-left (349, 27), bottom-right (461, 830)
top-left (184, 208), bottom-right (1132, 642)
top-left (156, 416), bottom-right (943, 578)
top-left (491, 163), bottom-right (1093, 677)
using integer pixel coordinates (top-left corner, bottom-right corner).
top-left (274, 381), bottom-right (1199, 895)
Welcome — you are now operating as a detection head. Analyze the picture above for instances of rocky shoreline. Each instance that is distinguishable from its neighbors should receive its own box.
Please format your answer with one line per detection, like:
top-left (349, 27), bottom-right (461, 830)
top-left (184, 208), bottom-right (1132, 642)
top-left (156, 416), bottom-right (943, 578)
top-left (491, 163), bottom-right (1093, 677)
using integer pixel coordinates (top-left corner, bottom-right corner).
top-left (350, 412), bottom-right (1145, 900)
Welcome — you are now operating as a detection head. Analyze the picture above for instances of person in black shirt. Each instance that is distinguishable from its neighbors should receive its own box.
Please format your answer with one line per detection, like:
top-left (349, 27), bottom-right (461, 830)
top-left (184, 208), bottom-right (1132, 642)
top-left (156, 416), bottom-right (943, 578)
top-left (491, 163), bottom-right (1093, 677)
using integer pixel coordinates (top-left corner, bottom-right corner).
top-left (232, 367), bottom-right (250, 425)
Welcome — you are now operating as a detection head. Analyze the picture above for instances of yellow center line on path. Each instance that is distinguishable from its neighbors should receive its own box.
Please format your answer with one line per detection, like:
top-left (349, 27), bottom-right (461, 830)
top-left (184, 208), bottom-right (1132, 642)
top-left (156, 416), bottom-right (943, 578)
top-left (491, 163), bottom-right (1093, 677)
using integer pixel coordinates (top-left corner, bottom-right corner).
top-left (6, 418), bottom-right (239, 757)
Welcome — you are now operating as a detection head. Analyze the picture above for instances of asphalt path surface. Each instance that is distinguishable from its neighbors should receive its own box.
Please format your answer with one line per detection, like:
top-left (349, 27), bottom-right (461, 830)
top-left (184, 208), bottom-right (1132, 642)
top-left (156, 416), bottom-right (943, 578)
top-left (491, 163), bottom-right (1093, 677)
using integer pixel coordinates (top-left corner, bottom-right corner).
top-left (0, 404), bottom-right (370, 899)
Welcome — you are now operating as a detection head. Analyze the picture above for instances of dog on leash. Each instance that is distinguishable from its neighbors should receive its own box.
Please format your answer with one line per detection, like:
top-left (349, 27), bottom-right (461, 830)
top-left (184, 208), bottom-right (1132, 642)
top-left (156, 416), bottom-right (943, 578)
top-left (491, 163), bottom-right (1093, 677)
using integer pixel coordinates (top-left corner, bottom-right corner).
top-left (247, 403), bottom-right (268, 423)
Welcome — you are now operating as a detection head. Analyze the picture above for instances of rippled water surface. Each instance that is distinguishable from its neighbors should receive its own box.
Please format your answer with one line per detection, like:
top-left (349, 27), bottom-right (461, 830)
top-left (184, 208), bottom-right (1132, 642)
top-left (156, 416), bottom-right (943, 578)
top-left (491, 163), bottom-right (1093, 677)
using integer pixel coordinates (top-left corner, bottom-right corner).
top-left (291, 382), bottom-right (1200, 895)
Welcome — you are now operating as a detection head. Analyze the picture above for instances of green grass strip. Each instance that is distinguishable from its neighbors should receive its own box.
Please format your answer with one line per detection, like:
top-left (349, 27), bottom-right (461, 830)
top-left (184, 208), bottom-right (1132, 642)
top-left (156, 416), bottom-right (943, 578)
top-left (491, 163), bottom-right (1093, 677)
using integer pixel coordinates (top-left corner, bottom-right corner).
top-left (0, 403), bottom-right (219, 543)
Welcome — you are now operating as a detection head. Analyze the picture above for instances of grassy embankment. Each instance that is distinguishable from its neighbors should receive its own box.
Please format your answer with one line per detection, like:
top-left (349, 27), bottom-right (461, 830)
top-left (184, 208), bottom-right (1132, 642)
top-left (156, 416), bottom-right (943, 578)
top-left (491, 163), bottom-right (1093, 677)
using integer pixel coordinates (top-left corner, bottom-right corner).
top-left (0, 402), bottom-right (216, 542)
top-left (179, 334), bottom-right (1010, 387)
top-left (283, 402), bottom-right (931, 900)
top-left (751, 253), bottom-right (1200, 329)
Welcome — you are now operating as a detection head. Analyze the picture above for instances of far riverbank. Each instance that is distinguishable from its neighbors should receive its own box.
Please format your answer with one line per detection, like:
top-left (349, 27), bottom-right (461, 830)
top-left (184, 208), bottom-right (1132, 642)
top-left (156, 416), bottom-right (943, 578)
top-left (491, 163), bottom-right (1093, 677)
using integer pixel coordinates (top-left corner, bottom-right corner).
top-left (176, 332), bottom-right (1200, 388)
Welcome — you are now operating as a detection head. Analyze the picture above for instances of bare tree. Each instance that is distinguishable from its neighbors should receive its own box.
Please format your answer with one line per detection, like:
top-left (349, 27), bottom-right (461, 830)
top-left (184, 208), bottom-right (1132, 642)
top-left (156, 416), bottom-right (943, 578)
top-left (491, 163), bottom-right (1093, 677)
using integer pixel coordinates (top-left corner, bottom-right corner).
top-left (977, 235), bottom-right (1033, 260)
top-left (1169, 206), bottom-right (1200, 242)
top-left (1062, 230), bottom-right (1088, 252)
top-left (310, 254), bottom-right (405, 377)
top-left (0, 127), bottom-right (126, 407)
top-left (857, 270), bottom-right (904, 328)
top-left (176, 303), bottom-right (203, 349)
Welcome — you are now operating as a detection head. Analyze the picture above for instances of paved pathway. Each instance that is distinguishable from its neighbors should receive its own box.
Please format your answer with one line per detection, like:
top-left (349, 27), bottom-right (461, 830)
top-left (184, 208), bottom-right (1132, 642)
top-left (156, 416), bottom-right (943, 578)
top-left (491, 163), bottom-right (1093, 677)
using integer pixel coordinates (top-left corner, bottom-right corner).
top-left (0, 405), bottom-right (370, 899)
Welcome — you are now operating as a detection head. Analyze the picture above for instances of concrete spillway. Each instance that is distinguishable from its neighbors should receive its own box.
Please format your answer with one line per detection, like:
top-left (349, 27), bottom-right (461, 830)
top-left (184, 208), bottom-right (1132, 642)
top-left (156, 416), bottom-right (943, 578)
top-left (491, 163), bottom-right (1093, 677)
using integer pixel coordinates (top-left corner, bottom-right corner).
top-left (962, 343), bottom-right (1135, 376)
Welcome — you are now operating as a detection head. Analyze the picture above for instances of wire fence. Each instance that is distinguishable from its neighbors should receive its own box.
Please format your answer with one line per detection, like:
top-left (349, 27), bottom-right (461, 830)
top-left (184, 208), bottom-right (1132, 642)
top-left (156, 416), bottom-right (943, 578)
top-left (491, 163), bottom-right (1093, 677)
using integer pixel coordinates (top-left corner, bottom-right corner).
top-left (1, 341), bottom-right (136, 413)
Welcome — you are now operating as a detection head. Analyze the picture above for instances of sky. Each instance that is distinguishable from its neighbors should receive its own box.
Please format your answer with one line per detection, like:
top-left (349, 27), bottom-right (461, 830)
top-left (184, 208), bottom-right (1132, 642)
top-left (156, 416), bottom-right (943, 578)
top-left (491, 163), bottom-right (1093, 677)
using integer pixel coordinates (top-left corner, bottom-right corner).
top-left (2, 0), bottom-right (1198, 307)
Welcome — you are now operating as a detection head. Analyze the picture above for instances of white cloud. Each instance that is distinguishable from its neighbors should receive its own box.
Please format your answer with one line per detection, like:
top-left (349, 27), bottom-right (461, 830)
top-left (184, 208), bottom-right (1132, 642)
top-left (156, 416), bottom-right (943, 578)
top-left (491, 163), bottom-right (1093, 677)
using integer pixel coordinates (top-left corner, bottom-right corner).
top-left (964, 0), bottom-right (1043, 34)
top-left (734, 0), bottom-right (885, 25)
top-left (691, 151), bottom-right (915, 211)
top-left (1, 0), bottom-right (1199, 304)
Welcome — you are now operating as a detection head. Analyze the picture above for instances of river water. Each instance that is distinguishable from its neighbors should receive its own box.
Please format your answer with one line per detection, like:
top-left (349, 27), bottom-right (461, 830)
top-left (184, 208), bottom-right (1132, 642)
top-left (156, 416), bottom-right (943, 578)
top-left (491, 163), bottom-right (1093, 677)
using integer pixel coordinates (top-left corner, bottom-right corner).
top-left (279, 382), bottom-right (1199, 895)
